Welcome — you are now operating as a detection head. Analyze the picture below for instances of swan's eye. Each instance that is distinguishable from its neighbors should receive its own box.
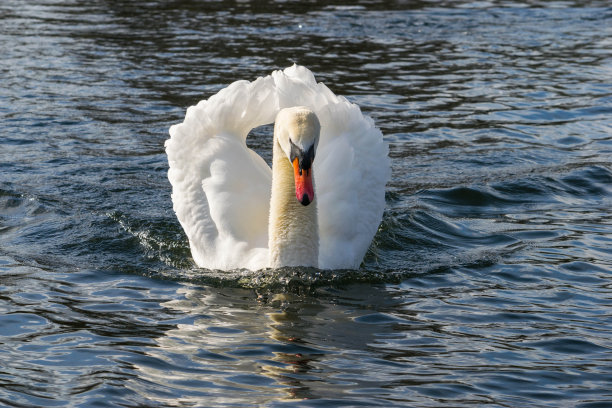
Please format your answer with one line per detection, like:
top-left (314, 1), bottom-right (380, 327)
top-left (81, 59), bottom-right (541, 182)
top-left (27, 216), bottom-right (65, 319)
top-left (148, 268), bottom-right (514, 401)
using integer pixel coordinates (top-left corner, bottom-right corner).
top-left (289, 139), bottom-right (300, 164)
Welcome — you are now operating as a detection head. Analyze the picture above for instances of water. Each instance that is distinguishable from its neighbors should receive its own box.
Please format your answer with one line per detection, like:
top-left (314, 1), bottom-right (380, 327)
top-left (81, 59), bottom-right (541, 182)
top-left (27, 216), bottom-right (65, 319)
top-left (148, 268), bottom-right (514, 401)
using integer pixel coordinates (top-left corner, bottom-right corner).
top-left (1, 0), bottom-right (611, 406)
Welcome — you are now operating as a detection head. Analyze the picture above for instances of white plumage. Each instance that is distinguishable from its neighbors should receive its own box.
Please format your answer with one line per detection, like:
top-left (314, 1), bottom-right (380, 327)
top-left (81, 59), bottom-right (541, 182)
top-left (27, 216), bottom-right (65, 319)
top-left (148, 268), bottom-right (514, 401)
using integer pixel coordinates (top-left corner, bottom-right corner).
top-left (165, 65), bottom-right (389, 271)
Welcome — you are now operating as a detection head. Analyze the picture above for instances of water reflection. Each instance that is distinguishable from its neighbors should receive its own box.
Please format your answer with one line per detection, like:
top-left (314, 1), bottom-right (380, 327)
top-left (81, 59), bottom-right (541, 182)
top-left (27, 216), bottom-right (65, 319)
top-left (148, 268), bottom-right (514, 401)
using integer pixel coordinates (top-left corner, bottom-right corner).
top-left (262, 293), bottom-right (328, 402)
top-left (133, 285), bottom-right (403, 404)
top-left (132, 286), bottom-right (285, 405)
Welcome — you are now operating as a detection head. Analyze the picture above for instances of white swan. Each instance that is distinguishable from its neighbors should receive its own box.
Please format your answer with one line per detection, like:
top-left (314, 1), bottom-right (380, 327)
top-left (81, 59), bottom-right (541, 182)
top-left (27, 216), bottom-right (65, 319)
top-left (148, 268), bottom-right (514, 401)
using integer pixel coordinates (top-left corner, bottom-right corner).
top-left (165, 65), bottom-right (389, 271)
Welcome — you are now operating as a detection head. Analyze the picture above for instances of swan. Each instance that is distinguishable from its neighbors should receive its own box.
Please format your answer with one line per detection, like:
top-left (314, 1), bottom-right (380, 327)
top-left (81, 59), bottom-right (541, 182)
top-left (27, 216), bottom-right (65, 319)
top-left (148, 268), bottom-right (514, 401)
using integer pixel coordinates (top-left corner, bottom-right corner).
top-left (165, 65), bottom-right (389, 271)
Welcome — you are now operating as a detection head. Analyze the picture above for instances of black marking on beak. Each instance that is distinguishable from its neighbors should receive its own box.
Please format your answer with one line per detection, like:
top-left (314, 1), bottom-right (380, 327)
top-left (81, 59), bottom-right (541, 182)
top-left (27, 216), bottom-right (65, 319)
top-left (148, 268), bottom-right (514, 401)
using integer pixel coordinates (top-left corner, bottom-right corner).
top-left (289, 139), bottom-right (315, 174)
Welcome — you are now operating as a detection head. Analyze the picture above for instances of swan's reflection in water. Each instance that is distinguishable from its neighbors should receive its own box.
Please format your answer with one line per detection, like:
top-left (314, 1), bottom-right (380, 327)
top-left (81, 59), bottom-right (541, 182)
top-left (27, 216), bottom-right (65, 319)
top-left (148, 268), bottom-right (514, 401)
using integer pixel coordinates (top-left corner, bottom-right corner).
top-left (260, 293), bottom-right (327, 401)
top-left (127, 284), bottom-right (397, 405)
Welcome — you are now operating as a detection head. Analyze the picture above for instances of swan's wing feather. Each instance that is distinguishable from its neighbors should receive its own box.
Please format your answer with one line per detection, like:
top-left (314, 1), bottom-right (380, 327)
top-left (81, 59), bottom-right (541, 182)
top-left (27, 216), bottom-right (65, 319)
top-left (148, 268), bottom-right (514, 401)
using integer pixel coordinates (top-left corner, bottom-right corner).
top-left (315, 102), bottom-right (390, 269)
top-left (166, 77), bottom-right (278, 270)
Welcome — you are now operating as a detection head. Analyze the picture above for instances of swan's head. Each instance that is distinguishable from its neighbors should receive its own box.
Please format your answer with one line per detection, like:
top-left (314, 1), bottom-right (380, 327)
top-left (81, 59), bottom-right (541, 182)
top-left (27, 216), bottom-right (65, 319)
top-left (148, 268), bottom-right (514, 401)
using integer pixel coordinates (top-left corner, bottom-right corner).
top-left (274, 106), bottom-right (320, 206)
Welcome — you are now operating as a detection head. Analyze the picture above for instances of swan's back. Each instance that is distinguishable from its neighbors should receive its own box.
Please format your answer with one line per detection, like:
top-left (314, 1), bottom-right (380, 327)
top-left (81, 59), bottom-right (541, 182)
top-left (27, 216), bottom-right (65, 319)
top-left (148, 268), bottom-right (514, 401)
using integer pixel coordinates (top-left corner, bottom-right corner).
top-left (166, 65), bottom-right (389, 270)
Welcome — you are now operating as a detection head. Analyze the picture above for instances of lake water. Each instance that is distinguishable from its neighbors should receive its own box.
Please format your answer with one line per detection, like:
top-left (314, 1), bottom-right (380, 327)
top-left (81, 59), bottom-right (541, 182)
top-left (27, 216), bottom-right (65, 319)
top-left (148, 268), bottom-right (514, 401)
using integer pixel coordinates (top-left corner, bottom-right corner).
top-left (1, 1), bottom-right (611, 407)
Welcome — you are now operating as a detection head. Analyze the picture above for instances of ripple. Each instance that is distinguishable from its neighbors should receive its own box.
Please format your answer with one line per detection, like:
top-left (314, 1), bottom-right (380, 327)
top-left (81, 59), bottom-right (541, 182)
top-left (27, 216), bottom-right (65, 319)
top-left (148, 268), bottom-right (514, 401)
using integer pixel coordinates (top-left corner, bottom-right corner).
top-left (1, 1), bottom-right (612, 407)
top-left (529, 338), bottom-right (609, 355)
top-left (0, 313), bottom-right (49, 337)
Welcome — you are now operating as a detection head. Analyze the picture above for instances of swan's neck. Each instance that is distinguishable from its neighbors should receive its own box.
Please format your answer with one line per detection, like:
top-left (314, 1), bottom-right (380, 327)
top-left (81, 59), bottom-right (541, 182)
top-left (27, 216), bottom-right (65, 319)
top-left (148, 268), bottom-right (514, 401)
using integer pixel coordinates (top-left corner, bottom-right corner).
top-left (268, 138), bottom-right (319, 268)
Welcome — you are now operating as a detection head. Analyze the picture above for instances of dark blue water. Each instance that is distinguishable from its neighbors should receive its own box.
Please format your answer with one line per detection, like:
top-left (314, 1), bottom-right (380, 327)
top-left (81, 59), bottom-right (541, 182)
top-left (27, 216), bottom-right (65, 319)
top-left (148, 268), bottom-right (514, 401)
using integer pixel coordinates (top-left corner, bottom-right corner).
top-left (1, 1), bottom-right (611, 407)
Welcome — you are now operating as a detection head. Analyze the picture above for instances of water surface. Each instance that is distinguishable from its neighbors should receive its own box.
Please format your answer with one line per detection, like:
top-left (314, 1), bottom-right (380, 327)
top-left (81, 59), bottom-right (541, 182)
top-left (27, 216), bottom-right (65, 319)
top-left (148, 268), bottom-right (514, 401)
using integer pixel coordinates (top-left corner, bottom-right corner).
top-left (1, 1), bottom-right (611, 407)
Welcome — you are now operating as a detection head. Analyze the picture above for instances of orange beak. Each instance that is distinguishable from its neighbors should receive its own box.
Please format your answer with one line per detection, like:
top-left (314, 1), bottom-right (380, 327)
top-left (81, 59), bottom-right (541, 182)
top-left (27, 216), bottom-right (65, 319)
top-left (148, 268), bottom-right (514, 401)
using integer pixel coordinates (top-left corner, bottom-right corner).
top-left (293, 158), bottom-right (314, 206)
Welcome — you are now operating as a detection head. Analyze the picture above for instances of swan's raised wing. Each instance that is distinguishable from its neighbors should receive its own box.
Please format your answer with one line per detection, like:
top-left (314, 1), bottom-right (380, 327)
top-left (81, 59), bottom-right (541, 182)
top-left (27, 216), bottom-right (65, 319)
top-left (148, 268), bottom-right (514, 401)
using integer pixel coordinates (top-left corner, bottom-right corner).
top-left (314, 97), bottom-right (389, 269)
top-left (166, 77), bottom-right (278, 270)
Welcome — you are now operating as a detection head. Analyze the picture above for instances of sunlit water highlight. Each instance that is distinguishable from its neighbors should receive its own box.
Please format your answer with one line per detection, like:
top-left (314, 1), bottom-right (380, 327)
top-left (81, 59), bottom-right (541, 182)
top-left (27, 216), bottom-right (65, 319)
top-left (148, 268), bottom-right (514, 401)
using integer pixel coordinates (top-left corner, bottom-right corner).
top-left (1, 1), bottom-right (611, 407)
